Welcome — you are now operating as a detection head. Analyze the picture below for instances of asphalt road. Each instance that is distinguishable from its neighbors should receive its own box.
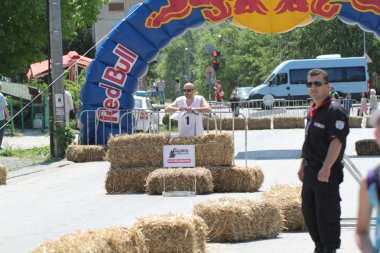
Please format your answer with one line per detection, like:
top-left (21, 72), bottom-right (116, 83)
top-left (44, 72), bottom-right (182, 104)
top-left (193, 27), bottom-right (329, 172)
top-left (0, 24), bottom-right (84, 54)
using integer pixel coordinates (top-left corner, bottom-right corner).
top-left (0, 128), bottom-right (378, 253)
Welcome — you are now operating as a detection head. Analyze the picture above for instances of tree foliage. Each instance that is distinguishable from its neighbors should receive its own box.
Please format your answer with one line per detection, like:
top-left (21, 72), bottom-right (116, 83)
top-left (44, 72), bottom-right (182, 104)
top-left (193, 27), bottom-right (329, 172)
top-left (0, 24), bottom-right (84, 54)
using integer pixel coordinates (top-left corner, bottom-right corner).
top-left (149, 19), bottom-right (380, 102)
top-left (0, 0), bottom-right (108, 77)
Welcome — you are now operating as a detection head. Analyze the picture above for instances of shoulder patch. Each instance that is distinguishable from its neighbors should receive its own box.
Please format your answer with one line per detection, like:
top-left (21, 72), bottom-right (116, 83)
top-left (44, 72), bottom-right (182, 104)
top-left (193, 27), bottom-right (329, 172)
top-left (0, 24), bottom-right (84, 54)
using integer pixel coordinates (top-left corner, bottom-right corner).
top-left (335, 120), bottom-right (345, 130)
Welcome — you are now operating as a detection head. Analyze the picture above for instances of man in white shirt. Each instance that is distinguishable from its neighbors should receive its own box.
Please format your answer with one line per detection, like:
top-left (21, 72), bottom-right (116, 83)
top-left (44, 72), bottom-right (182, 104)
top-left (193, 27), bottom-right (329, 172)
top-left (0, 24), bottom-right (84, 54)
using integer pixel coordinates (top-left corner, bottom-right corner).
top-left (165, 83), bottom-right (211, 137)
top-left (0, 84), bottom-right (10, 149)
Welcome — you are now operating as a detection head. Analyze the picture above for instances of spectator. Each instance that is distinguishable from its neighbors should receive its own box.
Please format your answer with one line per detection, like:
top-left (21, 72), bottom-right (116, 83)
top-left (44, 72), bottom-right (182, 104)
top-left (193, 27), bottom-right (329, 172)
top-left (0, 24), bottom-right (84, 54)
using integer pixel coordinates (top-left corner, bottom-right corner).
top-left (329, 86), bottom-right (339, 101)
top-left (342, 93), bottom-right (353, 116)
top-left (356, 106), bottom-right (380, 252)
top-left (175, 78), bottom-right (181, 98)
top-left (150, 82), bottom-right (157, 97)
top-left (369, 89), bottom-right (378, 114)
top-left (165, 82), bottom-right (211, 137)
top-left (0, 84), bottom-right (10, 149)
top-left (360, 92), bottom-right (368, 116)
top-left (157, 77), bottom-right (165, 105)
top-left (214, 80), bottom-right (224, 102)
top-left (64, 90), bottom-right (74, 127)
top-left (229, 90), bottom-right (240, 117)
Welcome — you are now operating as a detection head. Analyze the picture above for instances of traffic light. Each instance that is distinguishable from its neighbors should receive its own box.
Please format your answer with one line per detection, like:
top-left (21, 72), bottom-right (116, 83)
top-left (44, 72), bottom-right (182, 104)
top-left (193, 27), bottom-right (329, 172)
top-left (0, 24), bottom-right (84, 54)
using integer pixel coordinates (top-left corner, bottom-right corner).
top-left (212, 50), bottom-right (221, 71)
top-left (212, 59), bottom-right (219, 71)
top-left (212, 50), bottom-right (221, 57)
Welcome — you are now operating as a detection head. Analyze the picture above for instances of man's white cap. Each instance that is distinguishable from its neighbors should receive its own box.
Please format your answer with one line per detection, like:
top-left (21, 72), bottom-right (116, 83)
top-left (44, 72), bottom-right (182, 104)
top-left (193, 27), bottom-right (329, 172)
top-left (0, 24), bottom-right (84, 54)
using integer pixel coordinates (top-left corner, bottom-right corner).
top-left (370, 105), bottom-right (380, 127)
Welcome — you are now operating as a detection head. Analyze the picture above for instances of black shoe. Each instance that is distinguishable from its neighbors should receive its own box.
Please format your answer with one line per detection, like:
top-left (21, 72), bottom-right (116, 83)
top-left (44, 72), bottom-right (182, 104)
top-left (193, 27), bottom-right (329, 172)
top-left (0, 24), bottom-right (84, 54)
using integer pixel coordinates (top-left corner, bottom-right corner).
top-left (314, 248), bottom-right (323, 253)
top-left (324, 250), bottom-right (336, 253)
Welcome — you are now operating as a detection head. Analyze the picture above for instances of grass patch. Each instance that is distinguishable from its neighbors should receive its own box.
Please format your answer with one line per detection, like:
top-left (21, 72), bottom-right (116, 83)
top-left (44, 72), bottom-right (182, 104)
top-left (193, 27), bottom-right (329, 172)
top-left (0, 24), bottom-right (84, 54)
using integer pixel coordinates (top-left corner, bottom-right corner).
top-left (0, 145), bottom-right (51, 163)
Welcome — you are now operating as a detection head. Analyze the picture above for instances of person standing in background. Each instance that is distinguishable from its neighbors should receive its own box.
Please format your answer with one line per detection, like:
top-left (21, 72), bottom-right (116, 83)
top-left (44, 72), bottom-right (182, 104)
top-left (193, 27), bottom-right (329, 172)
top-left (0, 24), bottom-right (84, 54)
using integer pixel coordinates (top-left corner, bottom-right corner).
top-left (0, 84), bottom-right (10, 149)
top-left (150, 81), bottom-right (157, 98)
top-left (175, 78), bottom-right (181, 98)
top-left (157, 77), bottom-right (165, 105)
top-left (360, 92), bottom-right (368, 116)
top-left (369, 89), bottom-right (378, 114)
top-left (214, 80), bottom-right (224, 102)
top-left (342, 93), bottom-right (353, 116)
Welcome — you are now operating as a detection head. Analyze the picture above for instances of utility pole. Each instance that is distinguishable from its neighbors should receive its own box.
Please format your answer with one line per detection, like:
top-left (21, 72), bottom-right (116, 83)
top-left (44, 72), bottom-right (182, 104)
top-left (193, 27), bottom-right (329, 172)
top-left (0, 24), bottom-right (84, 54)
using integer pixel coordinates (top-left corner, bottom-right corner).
top-left (49, 0), bottom-right (65, 157)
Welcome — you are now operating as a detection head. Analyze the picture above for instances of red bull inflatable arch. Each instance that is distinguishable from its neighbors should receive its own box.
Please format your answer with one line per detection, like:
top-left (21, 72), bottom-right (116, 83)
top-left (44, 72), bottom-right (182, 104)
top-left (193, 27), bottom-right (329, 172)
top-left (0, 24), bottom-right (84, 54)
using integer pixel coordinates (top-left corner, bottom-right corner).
top-left (80, 0), bottom-right (380, 144)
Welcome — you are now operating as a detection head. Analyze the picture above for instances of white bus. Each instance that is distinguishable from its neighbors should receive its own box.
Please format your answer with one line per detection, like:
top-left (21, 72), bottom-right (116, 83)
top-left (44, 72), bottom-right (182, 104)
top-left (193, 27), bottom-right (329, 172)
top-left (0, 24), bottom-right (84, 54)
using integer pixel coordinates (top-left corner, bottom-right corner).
top-left (249, 55), bottom-right (369, 101)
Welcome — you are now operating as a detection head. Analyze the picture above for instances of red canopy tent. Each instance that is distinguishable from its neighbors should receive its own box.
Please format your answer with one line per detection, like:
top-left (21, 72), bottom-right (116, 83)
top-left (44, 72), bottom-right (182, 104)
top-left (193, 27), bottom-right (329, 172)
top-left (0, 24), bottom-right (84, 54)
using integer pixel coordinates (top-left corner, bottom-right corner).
top-left (27, 51), bottom-right (92, 81)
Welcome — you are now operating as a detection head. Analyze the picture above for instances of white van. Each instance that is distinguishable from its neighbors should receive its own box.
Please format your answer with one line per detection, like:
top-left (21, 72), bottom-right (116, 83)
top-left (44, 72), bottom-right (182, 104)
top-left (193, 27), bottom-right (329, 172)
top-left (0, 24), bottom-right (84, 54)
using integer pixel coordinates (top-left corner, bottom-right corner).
top-left (249, 55), bottom-right (369, 101)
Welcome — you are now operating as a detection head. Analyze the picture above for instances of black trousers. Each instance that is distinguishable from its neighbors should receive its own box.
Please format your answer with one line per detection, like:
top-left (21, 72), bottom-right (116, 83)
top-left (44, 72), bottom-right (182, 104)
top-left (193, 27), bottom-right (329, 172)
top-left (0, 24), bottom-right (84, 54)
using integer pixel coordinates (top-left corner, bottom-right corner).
top-left (302, 165), bottom-right (342, 251)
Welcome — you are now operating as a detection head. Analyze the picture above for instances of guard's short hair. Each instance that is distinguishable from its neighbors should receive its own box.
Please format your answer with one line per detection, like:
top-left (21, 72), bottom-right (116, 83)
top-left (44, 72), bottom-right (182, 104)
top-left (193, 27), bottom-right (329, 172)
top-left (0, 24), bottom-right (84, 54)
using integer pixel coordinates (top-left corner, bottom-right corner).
top-left (308, 69), bottom-right (329, 83)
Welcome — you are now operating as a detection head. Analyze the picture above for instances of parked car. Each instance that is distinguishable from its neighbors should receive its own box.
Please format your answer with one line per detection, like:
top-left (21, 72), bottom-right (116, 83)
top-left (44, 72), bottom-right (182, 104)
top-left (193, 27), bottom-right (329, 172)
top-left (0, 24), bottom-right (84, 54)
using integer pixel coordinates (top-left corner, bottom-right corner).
top-left (134, 95), bottom-right (158, 132)
top-left (235, 87), bottom-right (254, 100)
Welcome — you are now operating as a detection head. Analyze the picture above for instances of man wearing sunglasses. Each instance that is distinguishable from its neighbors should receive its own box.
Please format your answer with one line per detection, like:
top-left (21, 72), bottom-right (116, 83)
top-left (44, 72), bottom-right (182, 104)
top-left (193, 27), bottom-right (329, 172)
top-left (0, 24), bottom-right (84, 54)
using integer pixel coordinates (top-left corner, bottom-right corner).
top-left (298, 69), bottom-right (349, 253)
top-left (165, 83), bottom-right (211, 137)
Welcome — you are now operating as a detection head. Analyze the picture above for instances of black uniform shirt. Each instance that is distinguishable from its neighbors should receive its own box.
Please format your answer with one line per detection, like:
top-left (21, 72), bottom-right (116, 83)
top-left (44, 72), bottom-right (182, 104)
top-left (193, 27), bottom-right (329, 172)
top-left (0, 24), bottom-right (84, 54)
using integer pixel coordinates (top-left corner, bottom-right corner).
top-left (301, 97), bottom-right (349, 169)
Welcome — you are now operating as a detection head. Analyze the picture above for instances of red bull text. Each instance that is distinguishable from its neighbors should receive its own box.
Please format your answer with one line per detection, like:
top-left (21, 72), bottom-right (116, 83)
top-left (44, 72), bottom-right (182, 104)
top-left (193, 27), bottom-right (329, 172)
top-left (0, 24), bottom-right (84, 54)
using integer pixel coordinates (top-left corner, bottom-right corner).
top-left (97, 44), bottom-right (138, 123)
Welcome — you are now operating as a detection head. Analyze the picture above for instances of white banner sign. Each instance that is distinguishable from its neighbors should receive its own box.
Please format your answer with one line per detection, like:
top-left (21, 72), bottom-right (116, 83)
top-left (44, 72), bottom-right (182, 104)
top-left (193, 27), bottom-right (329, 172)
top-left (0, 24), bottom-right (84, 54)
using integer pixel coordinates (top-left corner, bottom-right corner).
top-left (163, 145), bottom-right (195, 168)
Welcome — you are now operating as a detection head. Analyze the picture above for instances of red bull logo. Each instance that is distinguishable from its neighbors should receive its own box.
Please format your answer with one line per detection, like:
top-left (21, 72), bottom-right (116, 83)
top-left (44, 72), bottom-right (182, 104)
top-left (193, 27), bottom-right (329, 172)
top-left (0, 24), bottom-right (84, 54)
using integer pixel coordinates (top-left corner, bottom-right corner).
top-left (146, 0), bottom-right (380, 33)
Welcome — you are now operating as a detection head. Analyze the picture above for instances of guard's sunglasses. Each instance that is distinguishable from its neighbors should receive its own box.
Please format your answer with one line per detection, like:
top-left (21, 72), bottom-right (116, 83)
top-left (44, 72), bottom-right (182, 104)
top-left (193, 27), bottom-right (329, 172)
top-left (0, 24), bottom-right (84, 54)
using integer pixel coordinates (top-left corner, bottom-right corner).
top-left (306, 81), bottom-right (324, 88)
top-left (183, 89), bottom-right (194, 93)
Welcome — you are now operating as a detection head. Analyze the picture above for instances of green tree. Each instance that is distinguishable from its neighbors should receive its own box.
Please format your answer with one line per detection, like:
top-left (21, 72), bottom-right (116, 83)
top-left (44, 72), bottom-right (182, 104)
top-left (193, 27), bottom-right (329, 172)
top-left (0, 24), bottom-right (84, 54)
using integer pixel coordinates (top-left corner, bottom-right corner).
top-left (0, 0), bottom-right (108, 77)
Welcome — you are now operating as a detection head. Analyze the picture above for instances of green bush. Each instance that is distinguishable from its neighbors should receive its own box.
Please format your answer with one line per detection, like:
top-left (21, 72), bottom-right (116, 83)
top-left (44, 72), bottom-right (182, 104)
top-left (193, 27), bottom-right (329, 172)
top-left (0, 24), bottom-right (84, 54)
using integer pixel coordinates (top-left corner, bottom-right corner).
top-left (162, 113), bottom-right (178, 129)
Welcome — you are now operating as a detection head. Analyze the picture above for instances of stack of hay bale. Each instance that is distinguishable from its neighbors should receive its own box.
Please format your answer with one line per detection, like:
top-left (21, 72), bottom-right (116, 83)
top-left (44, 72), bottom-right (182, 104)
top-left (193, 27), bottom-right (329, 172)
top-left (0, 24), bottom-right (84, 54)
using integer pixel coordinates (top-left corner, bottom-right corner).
top-left (106, 132), bottom-right (264, 194)
top-left (356, 139), bottom-right (380, 156)
top-left (262, 184), bottom-right (305, 231)
top-left (273, 117), bottom-right (305, 129)
top-left (66, 145), bottom-right (107, 162)
top-left (202, 117), bottom-right (271, 130)
top-left (32, 214), bottom-right (208, 253)
top-left (0, 165), bottom-right (7, 185)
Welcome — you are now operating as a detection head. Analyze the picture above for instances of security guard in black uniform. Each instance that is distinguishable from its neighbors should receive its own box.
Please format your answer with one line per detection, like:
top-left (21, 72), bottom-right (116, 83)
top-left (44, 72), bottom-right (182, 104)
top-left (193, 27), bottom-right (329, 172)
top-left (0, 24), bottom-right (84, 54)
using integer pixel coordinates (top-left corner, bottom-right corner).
top-left (298, 69), bottom-right (349, 253)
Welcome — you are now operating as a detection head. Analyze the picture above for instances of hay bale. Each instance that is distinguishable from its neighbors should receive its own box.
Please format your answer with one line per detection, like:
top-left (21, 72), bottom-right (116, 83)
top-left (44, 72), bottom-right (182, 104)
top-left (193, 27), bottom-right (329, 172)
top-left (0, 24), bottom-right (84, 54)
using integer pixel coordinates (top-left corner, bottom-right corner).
top-left (222, 118), bottom-right (246, 130)
top-left (31, 227), bottom-right (147, 253)
top-left (167, 136), bottom-right (196, 145)
top-left (193, 198), bottom-right (283, 242)
top-left (195, 133), bottom-right (234, 166)
top-left (262, 184), bottom-right (305, 231)
top-left (248, 118), bottom-right (271, 130)
top-left (273, 117), bottom-right (305, 129)
top-left (105, 167), bottom-right (156, 194)
top-left (356, 139), bottom-right (380, 156)
top-left (0, 165), bottom-right (7, 185)
top-left (132, 214), bottom-right (207, 253)
top-left (108, 133), bottom-right (168, 168)
top-left (66, 145), bottom-right (106, 162)
top-left (349, 116), bottom-right (363, 128)
top-left (207, 166), bottom-right (264, 192)
top-left (145, 168), bottom-right (213, 195)
top-left (202, 117), bottom-right (221, 131)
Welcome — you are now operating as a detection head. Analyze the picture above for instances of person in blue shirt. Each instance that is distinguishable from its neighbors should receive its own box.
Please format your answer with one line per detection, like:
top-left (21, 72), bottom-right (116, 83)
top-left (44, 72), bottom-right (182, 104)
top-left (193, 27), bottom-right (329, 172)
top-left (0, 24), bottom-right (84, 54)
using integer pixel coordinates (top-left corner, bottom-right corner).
top-left (0, 84), bottom-right (10, 149)
top-left (356, 106), bottom-right (380, 252)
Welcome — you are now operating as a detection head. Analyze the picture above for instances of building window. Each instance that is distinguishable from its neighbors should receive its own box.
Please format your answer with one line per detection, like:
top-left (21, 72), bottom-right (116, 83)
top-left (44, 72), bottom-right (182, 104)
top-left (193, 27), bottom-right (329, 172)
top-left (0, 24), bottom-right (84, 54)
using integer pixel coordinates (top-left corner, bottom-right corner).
top-left (109, 3), bottom-right (124, 12)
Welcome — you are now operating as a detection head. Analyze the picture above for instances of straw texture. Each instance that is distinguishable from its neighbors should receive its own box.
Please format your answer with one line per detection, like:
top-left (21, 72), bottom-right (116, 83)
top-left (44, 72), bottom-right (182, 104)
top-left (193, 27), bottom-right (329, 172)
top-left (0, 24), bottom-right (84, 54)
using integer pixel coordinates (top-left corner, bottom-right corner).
top-left (31, 227), bottom-right (147, 253)
top-left (132, 214), bottom-right (208, 253)
top-left (105, 167), bottom-right (156, 194)
top-left (66, 145), bottom-right (106, 162)
top-left (207, 166), bottom-right (264, 192)
top-left (193, 198), bottom-right (283, 242)
top-left (262, 184), bottom-right (305, 231)
top-left (145, 168), bottom-right (213, 195)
